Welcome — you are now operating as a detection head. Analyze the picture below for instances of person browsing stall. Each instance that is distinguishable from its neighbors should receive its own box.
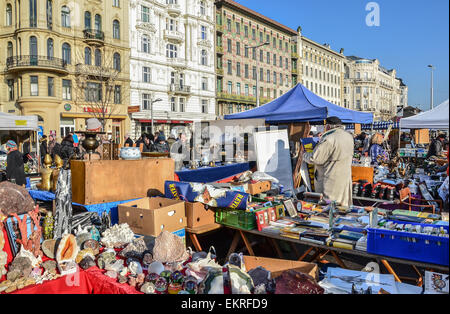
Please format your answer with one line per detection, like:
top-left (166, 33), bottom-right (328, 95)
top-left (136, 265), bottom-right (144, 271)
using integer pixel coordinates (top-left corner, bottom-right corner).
top-left (427, 133), bottom-right (447, 159)
top-left (5, 140), bottom-right (26, 186)
top-left (302, 117), bottom-right (354, 207)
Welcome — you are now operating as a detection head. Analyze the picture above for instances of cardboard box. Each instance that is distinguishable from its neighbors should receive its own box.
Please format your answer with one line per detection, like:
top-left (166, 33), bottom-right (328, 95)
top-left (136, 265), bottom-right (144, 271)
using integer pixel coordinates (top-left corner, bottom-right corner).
top-left (185, 202), bottom-right (216, 229)
top-left (243, 256), bottom-right (318, 280)
top-left (248, 181), bottom-right (272, 195)
top-left (118, 197), bottom-right (186, 237)
top-left (352, 166), bottom-right (374, 184)
top-left (71, 159), bottom-right (175, 205)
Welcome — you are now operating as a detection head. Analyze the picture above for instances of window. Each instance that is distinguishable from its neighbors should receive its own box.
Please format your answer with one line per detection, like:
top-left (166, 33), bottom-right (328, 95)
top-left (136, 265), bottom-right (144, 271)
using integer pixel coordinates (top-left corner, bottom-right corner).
top-left (252, 86), bottom-right (256, 96)
top-left (95, 49), bottom-right (101, 66)
top-left (227, 19), bottom-right (231, 31)
top-left (227, 81), bottom-right (232, 94)
top-left (235, 22), bottom-right (240, 34)
top-left (30, 76), bottom-right (38, 96)
top-left (280, 73), bottom-right (283, 85)
top-left (252, 66), bottom-right (256, 80)
top-left (245, 84), bottom-right (249, 96)
top-left (200, 50), bottom-right (207, 66)
top-left (30, 0), bottom-right (37, 27)
top-left (201, 77), bottom-right (208, 91)
top-left (142, 35), bottom-right (149, 53)
top-left (267, 70), bottom-right (270, 83)
top-left (61, 6), bottom-right (70, 28)
top-left (171, 97), bottom-right (176, 112)
top-left (273, 72), bottom-right (277, 85)
top-left (85, 11), bottom-right (91, 29)
top-left (244, 46), bottom-right (249, 58)
top-left (236, 42), bottom-right (240, 55)
top-left (47, 77), bottom-right (54, 96)
top-left (266, 52), bottom-right (270, 64)
top-left (273, 54), bottom-right (277, 66)
top-left (143, 66), bottom-right (150, 82)
top-left (179, 98), bottom-right (185, 112)
top-left (244, 25), bottom-right (248, 37)
top-left (227, 60), bottom-right (232, 75)
top-left (113, 53), bottom-right (121, 71)
top-left (6, 4), bottom-right (12, 26)
top-left (95, 14), bottom-right (102, 31)
top-left (113, 20), bottom-right (120, 39)
top-left (142, 94), bottom-right (150, 110)
top-left (201, 25), bottom-right (207, 40)
top-left (236, 62), bottom-right (241, 77)
top-left (47, 38), bottom-right (54, 59)
top-left (252, 48), bottom-right (256, 60)
top-left (227, 104), bottom-right (233, 114)
top-left (279, 56), bottom-right (282, 68)
top-left (260, 50), bottom-right (263, 62)
top-left (142, 6), bottom-right (150, 22)
top-left (7, 79), bottom-right (14, 101)
top-left (29, 36), bottom-right (37, 65)
top-left (201, 100), bottom-right (208, 114)
top-left (85, 82), bottom-right (102, 102)
top-left (47, 0), bottom-right (53, 29)
top-left (252, 28), bottom-right (256, 40)
top-left (236, 82), bottom-right (241, 95)
top-left (62, 79), bottom-right (71, 100)
top-left (166, 44), bottom-right (177, 58)
top-left (244, 64), bottom-right (249, 78)
top-left (84, 47), bottom-right (91, 65)
top-left (260, 68), bottom-right (263, 82)
top-left (200, 1), bottom-right (206, 15)
top-left (62, 43), bottom-right (71, 64)
top-left (227, 39), bottom-right (232, 53)
top-left (114, 85), bottom-right (121, 104)
top-left (356, 87), bottom-right (361, 94)
top-left (113, 0), bottom-right (120, 7)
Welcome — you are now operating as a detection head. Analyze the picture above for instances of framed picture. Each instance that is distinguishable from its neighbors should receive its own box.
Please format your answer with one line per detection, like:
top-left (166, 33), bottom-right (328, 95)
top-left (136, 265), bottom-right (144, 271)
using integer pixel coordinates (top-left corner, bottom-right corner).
top-left (4, 214), bottom-right (42, 257)
top-left (283, 199), bottom-right (297, 218)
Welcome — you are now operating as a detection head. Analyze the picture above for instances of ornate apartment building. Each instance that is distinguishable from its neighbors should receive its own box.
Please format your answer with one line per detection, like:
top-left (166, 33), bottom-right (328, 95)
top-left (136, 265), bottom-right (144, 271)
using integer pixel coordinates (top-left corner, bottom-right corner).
top-left (0, 0), bottom-right (131, 142)
top-left (214, 0), bottom-right (298, 117)
top-left (129, 0), bottom-right (216, 139)
top-left (297, 30), bottom-right (345, 107)
top-left (343, 56), bottom-right (405, 121)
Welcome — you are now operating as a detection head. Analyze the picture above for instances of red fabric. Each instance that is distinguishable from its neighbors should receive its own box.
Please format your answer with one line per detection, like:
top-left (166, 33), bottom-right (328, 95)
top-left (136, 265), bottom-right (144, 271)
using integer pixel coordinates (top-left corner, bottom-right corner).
top-left (84, 267), bottom-right (142, 294)
top-left (174, 173), bottom-right (180, 182)
top-left (1, 226), bottom-right (13, 282)
top-left (215, 172), bottom-right (246, 183)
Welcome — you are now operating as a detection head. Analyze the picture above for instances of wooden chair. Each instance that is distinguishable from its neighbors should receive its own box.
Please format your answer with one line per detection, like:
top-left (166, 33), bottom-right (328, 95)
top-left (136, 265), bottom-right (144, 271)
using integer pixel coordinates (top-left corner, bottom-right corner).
top-left (399, 187), bottom-right (442, 214)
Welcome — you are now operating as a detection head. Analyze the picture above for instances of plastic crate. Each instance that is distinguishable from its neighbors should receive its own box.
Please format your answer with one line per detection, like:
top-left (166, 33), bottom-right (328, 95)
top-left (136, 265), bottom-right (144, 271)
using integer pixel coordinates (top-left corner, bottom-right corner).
top-left (215, 209), bottom-right (256, 231)
top-left (367, 221), bottom-right (449, 266)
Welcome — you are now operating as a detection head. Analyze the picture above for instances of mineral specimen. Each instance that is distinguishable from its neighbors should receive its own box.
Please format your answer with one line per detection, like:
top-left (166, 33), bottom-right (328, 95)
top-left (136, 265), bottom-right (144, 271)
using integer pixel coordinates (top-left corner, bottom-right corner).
top-left (42, 239), bottom-right (57, 259)
top-left (170, 271), bottom-right (184, 284)
top-left (274, 270), bottom-right (324, 294)
top-left (147, 261), bottom-right (164, 275)
top-left (118, 274), bottom-right (128, 284)
top-left (0, 181), bottom-right (35, 216)
top-left (15, 246), bottom-right (41, 267)
top-left (247, 267), bottom-right (275, 293)
top-left (57, 261), bottom-right (78, 276)
top-left (79, 256), bottom-right (96, 270)
top-left (145, 273), bottom-right (160, 284)
top-left (128, 275), bottom-right (137, 287)
top-left (136, 273), bottom-right (146, 285)
top-left (42, 260), bottom-right (57, 274)
top-left (75, 248), bottom-right (96, 264)
top-left (100, 223), bottom-right (135, 248)
top-left (105, 270), bottom-right (118, 279)
top-left (152, 231), bottom-right (189, 263)
top-left (119, 238), bottom-right (151, 260)
top-left (105, 259), bottom-right (124, 273)
top-left (128, 260), bottom-right (143, 276)
top-left (140, 282), bottom-right (156, 294)
top-left (97, 251), bottom-right (116, 269)
top-left (42, 212), bottom-right (55, 240)
top-left (56, 234), bottom-right (79, 263)
top-left (228, 265), bottom-right (254, 295)
top-left (82, 239), bottom-right (100, 255)
top-left (8, 256), bottom-right (33, 280)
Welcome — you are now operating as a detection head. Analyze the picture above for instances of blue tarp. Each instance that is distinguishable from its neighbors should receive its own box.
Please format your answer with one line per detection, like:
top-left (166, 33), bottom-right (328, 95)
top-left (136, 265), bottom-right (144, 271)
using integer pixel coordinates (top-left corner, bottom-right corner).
top-left (175, 162), bottom-right (250, 183)
top-left (224, 84), bottom-right (374, 124)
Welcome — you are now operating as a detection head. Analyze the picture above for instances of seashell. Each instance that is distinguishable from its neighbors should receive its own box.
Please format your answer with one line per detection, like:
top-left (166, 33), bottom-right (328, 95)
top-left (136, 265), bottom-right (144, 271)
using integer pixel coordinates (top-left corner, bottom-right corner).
top-left (56, 234), bottom-right (79, 263)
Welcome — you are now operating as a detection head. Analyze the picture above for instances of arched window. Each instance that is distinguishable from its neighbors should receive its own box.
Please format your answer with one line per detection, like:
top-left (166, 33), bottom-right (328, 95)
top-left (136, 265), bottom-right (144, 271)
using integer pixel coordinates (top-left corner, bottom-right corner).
top-left (61, 6), bottom-right (70, 28)
top-left (46, 0), bottom-right (53, 29)
top-left (113, 53), bottom-right (121, 71)
top-left (84, 11), bottom-right (91, 29)
top-left (201, 49), bottom-right (207, 66)
top-left (47, 38), bottom-right (54, 59)
top-left (95, 49), bottom-right (101, 66)
top-left (30, 36), bottom-right (38, 65)
top-left (113, 20), bottom-right (120, 39)
top-left (141, 35), bottom-right (149, 53)
top-left (6, 4), bottom-right (12, 26)
top-left (7, 42), bottom-right (13, 59)
top-left (85, 47), bottom-right (91, 65)
top-left (62, 43), bottom-right (71, 64)
top-left (95, 14), bottom-right (102, 31)
top-left (166, 44), bottom-right (177, 58)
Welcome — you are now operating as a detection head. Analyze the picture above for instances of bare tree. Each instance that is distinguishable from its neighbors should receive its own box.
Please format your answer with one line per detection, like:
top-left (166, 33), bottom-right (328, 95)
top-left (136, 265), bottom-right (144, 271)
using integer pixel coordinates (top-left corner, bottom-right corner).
top-left (72, 46), bottom-right (128, 131)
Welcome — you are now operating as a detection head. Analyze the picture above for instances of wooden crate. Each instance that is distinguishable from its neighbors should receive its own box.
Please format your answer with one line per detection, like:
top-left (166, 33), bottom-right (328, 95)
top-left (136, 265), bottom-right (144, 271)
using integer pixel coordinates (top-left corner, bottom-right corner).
top-left (352, 166), bottom-right (374, 183)
top-left (71, 159), bottom-right (174, 205)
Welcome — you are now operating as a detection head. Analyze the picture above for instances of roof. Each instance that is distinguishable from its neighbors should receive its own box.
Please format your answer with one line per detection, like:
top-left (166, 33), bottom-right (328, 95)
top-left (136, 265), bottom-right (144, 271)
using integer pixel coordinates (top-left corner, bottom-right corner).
top-left (215, 0), bottom-right (298, 36)
top-left (301, 36), bottom-right (344, 58)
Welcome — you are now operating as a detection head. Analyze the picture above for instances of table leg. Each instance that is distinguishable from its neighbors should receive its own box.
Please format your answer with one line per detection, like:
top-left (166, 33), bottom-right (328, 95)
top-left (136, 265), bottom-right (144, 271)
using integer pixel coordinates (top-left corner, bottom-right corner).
top-left (189, 233), bottom-right (202, 252)
top-left (269, 238), bottom-right (283, 259)
top-left (239, 230), bottom-right (255, 256)
top-left (330, 251), bottom-right (347, 269)
top-left (298, 247), bottom-right (314, 261)
top-left (225, 231), bottom-right (241, 261)
top-left (412, 265), bottom-right (423, 287)
top-left (309, 249), bottom-right (323, 263)
top-left (381, 259), bottom-right (402, 283)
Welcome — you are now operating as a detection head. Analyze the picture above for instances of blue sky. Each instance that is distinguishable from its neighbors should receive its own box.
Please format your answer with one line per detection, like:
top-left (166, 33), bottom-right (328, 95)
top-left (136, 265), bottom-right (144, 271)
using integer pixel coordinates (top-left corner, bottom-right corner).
top-left (235, 0), bottom-right (449, 110)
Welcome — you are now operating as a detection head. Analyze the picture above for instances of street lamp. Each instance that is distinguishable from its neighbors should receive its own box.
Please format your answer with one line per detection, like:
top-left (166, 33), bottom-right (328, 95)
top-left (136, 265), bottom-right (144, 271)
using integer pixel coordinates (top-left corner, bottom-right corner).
top-left (428, 65), bottom-right (435, 110)
top-left (151, 98), bottom-right (162, 134)
top-left (245, 42), bottom-right (269, 107)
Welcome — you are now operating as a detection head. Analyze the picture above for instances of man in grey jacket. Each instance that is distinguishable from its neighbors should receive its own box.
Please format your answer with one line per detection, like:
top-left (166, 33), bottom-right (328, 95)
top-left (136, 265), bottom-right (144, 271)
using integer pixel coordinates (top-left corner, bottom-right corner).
top-left (303, 117), bottom-right (354, 207)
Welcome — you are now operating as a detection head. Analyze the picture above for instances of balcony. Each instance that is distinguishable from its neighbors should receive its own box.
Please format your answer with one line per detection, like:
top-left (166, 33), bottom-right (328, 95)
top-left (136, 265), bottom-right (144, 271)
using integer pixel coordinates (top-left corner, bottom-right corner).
top-left (291, 52), bottom-right (299, 59)
top-left (5, 55), bottom-right (68, 74)
top-left (197, 39), bottom-right (212, 48)
top-left (83, 29), bottom-right (105, 46)
top-left (216, 24), bottom-right (224, 34)
top-left (217, 92), bottom-right (257, 104)
top-left (75, 64), bottom-right (118, 78)
top-left (216, 45), bottom-right (224, 55)
top-left (169, 84), bottom-right (191, 95)
top-left (166, 57), bottom-right (187, 69)
top-left (164, 29), bottom-right (184, 43)
top-left (353, 78), bottom-right (376, 83)
top-left (136, 21), bottom-right (156, 33)
top-left (167, 4), bottom-right (181, 17)
top-left (292, 68), bottom-right (298, 75)
top-left (216, 68), bottom-right (224, 76)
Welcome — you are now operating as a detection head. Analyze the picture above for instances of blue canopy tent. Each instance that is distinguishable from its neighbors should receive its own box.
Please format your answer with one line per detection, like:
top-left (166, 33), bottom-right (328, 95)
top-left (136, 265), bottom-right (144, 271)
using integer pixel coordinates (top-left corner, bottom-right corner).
top-left (224, 84), bottom-right (374, 124)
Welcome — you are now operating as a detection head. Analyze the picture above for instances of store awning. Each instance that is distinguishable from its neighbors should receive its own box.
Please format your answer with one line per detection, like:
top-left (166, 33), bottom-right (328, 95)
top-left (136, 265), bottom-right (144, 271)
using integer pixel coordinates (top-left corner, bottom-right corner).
top-left (61, 113), bottom-right (128, 120)
top-left (400, 100), bottom-right (449, 130)
top-left (0, 112), bottom-right (39, 131)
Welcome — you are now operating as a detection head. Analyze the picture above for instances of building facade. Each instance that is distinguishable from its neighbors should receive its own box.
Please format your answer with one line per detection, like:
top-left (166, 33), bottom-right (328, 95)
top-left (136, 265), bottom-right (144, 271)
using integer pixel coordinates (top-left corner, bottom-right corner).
top-left (343, 56), bottom-right (404, 121)
top-left (0, 0), bottom-right (131, 142)
top-left (214, 0), bottom-right (298, 117)
top-left (298, 31), bottom-right (345, 107)
top-left (129, 0), bottom-right (216, 139)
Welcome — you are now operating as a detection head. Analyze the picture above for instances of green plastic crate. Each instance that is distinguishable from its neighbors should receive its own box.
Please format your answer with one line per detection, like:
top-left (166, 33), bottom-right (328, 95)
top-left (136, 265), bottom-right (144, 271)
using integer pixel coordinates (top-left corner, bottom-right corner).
top-left (215, 209), bottom-right (257, 231)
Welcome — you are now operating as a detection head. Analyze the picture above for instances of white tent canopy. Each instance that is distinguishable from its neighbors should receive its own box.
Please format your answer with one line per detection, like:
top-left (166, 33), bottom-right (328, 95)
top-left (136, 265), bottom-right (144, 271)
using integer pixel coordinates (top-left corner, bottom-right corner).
top-left (0, 112), bottom-right (38, 131)
top-left (400, 100), bottom-right (449, 130)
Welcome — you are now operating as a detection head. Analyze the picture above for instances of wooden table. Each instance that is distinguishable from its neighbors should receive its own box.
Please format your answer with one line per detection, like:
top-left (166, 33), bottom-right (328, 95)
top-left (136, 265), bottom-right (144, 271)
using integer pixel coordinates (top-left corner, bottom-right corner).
top-left (186, 223), bottom-right (223, 252)
top-left (223, 225), bottom-right (448, 286)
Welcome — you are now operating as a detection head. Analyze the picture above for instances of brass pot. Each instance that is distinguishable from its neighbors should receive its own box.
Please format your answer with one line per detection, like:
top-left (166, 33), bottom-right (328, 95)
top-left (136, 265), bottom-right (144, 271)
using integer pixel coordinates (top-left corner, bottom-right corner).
top-left (82, 132), bottom-right (100, 154)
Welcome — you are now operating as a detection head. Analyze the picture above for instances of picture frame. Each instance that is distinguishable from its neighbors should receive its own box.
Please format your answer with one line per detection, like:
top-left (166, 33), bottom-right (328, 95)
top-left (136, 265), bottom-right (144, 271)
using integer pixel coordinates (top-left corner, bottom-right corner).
top-left (4, 214), bottom-right (43, 257)
top-left (283, 199), bottom-right (297, 217)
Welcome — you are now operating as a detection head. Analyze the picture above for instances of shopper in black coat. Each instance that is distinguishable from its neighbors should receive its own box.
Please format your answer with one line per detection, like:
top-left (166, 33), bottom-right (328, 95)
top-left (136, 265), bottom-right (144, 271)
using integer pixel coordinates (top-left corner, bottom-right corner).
top-left (59, 135), bottom-right (76, 161)
top-left (5, 140), bottom-right (26, 186)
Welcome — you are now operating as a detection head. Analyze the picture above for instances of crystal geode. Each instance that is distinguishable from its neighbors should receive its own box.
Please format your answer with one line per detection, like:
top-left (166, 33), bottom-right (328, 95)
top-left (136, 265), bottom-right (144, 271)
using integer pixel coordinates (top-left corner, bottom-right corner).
top-left (119, 238), bottom-right (151, 260)
top-left (152, 231), bottom-right (189, 264)
top-left (101, 223), bottom-right (135, 248)
top-left (0, 182), bottom-right (35, 216)
top-left (79, 256), bottom-right (96, 270)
